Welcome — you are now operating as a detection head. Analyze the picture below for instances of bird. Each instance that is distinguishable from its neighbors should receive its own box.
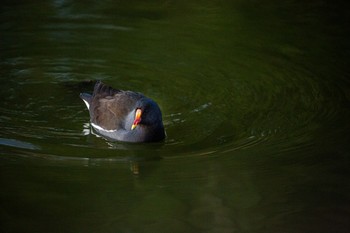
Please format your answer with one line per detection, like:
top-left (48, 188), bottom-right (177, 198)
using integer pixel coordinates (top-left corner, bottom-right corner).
top-left (80, 81), bottom-right (165, 143)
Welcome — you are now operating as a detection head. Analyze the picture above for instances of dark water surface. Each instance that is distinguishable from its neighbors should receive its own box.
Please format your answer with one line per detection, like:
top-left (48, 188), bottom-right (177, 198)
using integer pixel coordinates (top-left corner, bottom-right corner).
top-left (1, 1), bottom-right (350, 232)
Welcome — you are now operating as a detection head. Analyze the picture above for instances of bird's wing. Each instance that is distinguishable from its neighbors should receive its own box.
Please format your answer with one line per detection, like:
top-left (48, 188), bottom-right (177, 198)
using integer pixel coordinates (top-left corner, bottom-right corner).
top-left (89, 81), bottom-right (143, 130)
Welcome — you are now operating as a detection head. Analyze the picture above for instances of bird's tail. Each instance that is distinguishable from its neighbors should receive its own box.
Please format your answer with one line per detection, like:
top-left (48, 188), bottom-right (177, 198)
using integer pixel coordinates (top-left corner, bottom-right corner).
top-left (80, 93), bottom-right (92, 110)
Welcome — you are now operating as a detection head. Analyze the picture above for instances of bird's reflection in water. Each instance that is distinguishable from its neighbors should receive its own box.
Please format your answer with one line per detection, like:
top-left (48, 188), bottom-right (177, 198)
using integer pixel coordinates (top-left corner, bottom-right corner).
top-left (82, 121), bottom-right (163, 176)
top-left (130, 161), bottom-right (139, 175)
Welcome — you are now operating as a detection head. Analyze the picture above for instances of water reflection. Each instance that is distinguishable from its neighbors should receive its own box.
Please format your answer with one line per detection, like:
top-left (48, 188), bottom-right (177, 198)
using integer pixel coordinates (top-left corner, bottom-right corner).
top-left (1, 0), bottom-right (350, 232)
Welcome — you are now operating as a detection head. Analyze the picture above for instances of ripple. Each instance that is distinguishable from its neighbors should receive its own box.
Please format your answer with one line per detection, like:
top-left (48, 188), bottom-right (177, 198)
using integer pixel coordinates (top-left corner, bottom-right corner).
top-left (43, 23), bottom-right (133, 32)
top-left (1, 11), bottom-right (349, 162)
top-left (1, 55), bottom-right (347, 162)
top-left (0, 138), bottom-right (39, 150)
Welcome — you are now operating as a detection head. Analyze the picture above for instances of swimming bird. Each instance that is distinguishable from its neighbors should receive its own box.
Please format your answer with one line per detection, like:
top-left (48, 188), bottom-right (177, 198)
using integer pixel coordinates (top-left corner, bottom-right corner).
top-left (80, 81), bottom-right (165, 143)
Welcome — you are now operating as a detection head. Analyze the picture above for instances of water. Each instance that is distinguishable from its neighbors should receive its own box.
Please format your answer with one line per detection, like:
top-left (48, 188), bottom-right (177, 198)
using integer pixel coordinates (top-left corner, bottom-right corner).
top-left (1, 1), bottom-right (350, 232)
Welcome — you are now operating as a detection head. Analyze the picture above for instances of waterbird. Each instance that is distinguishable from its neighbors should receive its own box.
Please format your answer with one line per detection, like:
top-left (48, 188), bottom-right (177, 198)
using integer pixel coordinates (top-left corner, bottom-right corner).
top-left (80, 81), bottom-right (165, 143)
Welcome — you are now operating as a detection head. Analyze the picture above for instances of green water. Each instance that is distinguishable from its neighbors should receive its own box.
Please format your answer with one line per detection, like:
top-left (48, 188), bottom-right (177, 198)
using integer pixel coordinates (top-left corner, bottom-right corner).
top-left (1, 1), bottom-right (350, 232)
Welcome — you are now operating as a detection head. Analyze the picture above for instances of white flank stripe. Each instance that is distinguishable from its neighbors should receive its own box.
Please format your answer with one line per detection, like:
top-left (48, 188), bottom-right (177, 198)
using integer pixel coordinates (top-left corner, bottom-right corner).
top-left (91, 123), bottom-right (118, 133)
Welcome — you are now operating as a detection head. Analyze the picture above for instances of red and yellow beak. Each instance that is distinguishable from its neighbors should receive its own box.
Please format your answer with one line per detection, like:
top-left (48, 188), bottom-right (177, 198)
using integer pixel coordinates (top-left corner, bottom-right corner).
top-left (131, 109), bottom-right (142, 130)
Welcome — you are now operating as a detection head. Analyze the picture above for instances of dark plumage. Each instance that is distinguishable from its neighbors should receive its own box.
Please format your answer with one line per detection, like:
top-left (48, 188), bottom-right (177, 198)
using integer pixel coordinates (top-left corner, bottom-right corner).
top-left (80, 81), bottom-right (165, 143)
